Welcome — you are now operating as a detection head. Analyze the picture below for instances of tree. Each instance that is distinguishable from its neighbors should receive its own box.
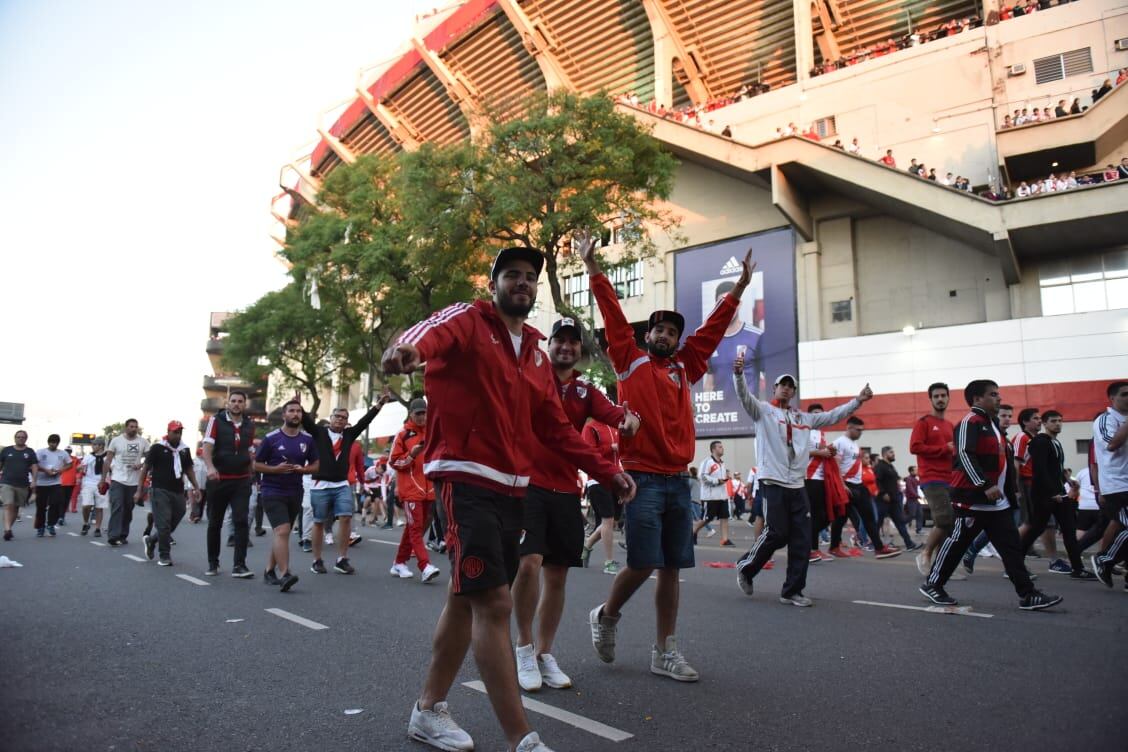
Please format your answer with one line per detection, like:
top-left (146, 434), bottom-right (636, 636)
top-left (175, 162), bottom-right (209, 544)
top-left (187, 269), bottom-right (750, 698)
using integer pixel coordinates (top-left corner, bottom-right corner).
top-left (221, 283), bottom-right (345, 418)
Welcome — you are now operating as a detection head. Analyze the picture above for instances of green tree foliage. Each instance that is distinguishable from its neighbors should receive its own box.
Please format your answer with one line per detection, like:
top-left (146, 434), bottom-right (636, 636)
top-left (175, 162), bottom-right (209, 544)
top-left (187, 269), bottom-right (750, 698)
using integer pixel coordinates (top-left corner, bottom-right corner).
top-left (220, 284), bottom-right (343, 418)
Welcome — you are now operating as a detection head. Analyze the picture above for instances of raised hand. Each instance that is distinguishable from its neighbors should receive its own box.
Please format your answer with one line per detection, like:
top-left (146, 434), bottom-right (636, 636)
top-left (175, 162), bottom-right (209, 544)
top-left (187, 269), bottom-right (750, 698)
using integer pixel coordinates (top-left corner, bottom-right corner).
top-left (382, 343), bottom-right (421, 375)
top-left (732, 249), bottom-right (757, 297)
top-left (577, 229), bottom-right (601, 275)
top-left (857, 383), bottom-right (874, 402)
top-left (734, 353), bottom-right (745, 374)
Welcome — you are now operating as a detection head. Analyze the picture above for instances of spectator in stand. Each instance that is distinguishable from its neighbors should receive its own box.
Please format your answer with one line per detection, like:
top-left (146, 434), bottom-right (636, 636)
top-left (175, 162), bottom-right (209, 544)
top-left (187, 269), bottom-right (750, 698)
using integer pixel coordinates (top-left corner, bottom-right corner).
top-left (927, 168), bottom-right (937, 181)
top-left (1042, 107), bottom-right (1053, 120)
top-left (1019, 108), bottom-right (1030, 125)
top-left (1094, 79), bottom-right (1113, 102)
top-left (784, 122), bottom-right (798, 136)
top-left (1002, 114), bottom-right (1014, 129)
top-left (1011, 108), bottom-right (1021, 124)
top-left (847, 138), bottom-right (861, 154)
top-left (831, 139), bottom-right (844, 149)
top-left (1118, 157), bottom-right (1128, 179)
top-left (908, 159), bottom-right (922, 176)
top-left (1028, 109), bottom-right (1041, 124)
top-left (1069, 98), bottom-right (1082, 114)
top-left (880, 149), bottom-right (896, 167)
top-left (803, 124), bottom-right (821, 141)
top-left (1117, 69), bottom-right (1127, 86)
top-left (943, 172), bottom-right (954, 186)
top-left (1055, 100), bottom-right (1068, 118)
top-left (775, 127), bottom-right (785, 139)
top-left (1103, 164), bottom-right (1120, 182)
top-left (721, 125), bottom-right (732, 138)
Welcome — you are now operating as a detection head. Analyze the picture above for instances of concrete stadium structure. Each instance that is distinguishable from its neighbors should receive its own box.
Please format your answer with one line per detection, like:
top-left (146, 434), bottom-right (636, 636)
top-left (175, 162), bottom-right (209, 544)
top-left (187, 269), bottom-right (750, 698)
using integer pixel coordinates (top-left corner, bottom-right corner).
top-left (275, 0), bottom-right (1128, 473)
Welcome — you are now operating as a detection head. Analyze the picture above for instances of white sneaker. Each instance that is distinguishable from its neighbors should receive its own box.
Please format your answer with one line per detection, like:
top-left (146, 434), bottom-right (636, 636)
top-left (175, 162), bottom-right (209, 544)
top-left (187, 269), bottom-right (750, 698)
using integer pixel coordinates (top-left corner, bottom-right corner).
top-left (390, 563), bottom-right (414, 578)
top-left (515, 644), bottom-right (542, 691)
top-left (515, 731), bottom-right (554, 751)
top-left (983, 543), bottom-right (999, 558)
top-left (537, 653), bottom-right (572, 689)
top-left (589, 604), bottom-right (618, 663)
top-left (324, 533), bottom-right (334, 545)
top-left (705, 528), bottom-right (717, 538)
top-left (396, 519), bottom-right (406, 527)
top-left (421, 563), bottom-right (441, 583)
top-left (407, 701), bottom-right (474, 751)
top-left (650, 636), bottom-right (699, 682)
top-left (915, 552), bottom-right (930, 576)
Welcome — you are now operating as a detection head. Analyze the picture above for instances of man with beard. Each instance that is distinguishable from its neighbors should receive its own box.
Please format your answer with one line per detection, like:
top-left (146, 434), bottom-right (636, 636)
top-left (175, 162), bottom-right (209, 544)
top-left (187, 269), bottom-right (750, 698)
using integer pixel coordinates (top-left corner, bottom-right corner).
top-left (384, 247), bottom-right (635, 752)
top-left (78, 438), bottom-right (109, 536)
top-left (202, 393), bottom-right (256, 577)
top-left (255, 400), bottom-right (319, 591)
top-left (104, 419), bottom-right (149, 547)
top-left (137, 421), bottom-right (201, 566)
top-left (581, 233), bottom-right (753, 683)
top-left (511, 316), bottom-right (638, 693)
top-left (910, 384), bottom-right (958, 575)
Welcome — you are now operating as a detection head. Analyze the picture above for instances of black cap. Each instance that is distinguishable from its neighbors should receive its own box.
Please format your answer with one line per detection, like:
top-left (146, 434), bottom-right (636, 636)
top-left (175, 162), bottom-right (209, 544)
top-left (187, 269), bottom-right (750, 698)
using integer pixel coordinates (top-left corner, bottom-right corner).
top-left (647, 309), bottom-right (685, 337)
top-left (490, 247), bottom-right (544, 280)
top-left (550, 317), bottom-right (583, 339)
top-left (408, 398), bottom-right (427, 413)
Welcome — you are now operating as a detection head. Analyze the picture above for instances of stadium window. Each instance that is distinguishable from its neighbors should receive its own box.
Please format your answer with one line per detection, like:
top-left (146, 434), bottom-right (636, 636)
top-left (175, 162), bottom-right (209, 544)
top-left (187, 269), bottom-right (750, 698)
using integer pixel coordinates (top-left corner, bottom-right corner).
top-left (831, 299), bottom-right (853, 323)
top-left (1076, 439), bottom-right (1092, 456)
top-left (1033, 47), bottom-right (1093, 85)
top-left (1039, 250), bottom-right (1128, 316)
top-left (814, 116), bottom-right (837, 139)
top-left (564, 273), bottom-right (591, 308)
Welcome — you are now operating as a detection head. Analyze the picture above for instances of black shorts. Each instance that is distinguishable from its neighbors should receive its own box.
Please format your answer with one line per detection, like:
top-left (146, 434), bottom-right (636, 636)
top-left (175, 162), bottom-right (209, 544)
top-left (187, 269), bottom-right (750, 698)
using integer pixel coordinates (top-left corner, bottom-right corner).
top-left (704, 499), bottom-right (731, 522)
top-left (521, 486), bottom-right (584, 567)
top-left (1076, 509), bottom-right (1102, 530)
top-left (438, 480), bottom-right (522, 595)
top-left (1102, 491), bottom-right (1128, 518)
top-left (587, 483), bottom-right (621, 521)
top-left (261, 492), bottom-right (302, 528)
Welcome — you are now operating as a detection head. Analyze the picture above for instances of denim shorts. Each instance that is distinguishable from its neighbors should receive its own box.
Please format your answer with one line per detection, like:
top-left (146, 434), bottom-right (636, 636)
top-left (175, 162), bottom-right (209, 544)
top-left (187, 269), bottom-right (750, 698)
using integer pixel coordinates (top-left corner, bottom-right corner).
top-left (624, 472), bottom-right (694, 570)
top-left (310, 484), bottom-right (354, 522)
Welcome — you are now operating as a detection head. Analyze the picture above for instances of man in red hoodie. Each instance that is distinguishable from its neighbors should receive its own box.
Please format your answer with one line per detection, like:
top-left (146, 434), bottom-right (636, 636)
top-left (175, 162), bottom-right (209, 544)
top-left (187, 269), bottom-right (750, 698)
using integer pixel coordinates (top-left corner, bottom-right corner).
top-left (383, 246), bottom-right (636, 752)
top-left (389, 398), bottom-right (440, 583)
top-left (581, 231), bottom-right (754, 683)
top-left (910, 382), bottom-right (960, 577)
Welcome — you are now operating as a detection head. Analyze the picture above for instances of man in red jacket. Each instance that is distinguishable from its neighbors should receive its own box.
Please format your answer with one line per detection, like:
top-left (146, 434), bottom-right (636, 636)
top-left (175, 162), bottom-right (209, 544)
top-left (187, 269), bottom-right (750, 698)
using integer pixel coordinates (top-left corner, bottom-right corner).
top-left (389, 398), bottom-right (440, 583)
top-left (383, 246), bottom-right (636, 752)
top-left (512, 317), bottom-right (639, 693)
top-left (580, 231), bottom-right (754, 683)
top-left (910, 382), bottom-right (960, 577)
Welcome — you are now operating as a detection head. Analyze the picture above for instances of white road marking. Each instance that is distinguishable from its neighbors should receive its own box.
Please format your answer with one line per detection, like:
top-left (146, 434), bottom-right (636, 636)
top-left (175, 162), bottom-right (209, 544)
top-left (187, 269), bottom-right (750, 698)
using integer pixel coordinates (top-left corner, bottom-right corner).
top-left (91, 541), bottom-right (108, 547)
top-left (123, 554), bottom-right (146, 562)
top-left (368, 539), bottom-right (398, 545)
top-left (176, 574), bottom-right (210, 586)
top-left (265, 608), bottom-right (329, 631)
top-left (853, 600), bottom-right (993, 618)
top-left (462, 681), bottom-right (633, 742)
top-left (648, 575), bottom-right (686, 582)
top-left (67, 532), bottom-right (80, 537)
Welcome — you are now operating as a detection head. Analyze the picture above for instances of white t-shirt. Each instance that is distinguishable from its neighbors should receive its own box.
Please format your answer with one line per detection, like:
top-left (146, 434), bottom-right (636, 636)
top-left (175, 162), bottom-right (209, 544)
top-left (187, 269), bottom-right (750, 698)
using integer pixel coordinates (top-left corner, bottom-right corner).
top-left (509, 332), bottom-right (522, 357)
top-left (1076, 468), bottom-right (1097, 510)
top-left (312, 429), bottom-right (350, 490)
top-left (833, 436), bottom-right (863, 485)
top-left (108, 434), bottom-right (150, 486)
top-left (36, 448), bottom-right (70, 486)
top-left (1093, 408), bottom-right (1128, 495)
top-left (807, 429), bottom-right (825, 480)
top-left (80, 453), bottom-right (107, 488)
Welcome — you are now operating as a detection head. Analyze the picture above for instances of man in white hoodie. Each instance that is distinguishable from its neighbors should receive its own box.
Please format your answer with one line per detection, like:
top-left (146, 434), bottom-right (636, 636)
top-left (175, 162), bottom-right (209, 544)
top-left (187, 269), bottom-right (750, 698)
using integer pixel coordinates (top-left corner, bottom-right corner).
top-left (733, 356), bottom-right (873, 606)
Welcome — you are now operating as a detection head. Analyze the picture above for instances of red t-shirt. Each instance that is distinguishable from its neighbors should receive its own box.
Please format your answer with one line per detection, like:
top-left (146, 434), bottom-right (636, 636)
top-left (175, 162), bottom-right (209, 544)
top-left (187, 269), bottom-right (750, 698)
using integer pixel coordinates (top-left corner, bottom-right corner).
top-left (909, 414), bottom-right (954, 484)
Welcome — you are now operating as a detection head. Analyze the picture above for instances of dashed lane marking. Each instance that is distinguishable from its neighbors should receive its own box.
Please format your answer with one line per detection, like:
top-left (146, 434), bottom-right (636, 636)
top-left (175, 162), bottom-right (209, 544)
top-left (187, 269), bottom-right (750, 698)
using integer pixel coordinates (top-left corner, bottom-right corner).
top-left (265, 608), bottom-right (329, 631)
top-left (853, 600), bottom-right (994, 618)
top-left (462, 681), bottom-right (633, 742)
top-left (368, 539), bottom-right (399, 545)
top-left (91, 541), bottom-right (107, 547)
top-left (67, 532), bottom-right (79, 537)
top-left (176, 574), bottom-right (211, 586)
top-left (123, 554), bottom-right (146, 562)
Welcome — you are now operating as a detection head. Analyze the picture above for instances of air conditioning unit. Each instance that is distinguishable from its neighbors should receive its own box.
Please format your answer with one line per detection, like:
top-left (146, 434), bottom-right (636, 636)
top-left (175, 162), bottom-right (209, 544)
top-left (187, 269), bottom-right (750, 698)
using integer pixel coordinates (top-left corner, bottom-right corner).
top-left (1007, 63), bottom-right (1027, 76)
top-left (1116, 38), bottom-right (1128, 51)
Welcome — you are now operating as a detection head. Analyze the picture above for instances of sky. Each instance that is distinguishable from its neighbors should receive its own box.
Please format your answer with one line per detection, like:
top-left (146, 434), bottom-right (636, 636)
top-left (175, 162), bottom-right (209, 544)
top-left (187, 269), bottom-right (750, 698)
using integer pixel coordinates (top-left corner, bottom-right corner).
top-left (0, 0), bottom-right (435, 448)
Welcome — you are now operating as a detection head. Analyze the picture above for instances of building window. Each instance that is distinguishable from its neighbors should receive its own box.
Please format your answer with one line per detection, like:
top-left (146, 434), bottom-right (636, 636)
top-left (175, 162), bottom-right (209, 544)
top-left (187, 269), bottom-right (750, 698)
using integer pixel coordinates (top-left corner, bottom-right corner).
top-left (608, 260), bottom-right (645, 299)
top-left (831, 299), bottom-right (853, 323)
top-left (1076, 439), bottom-right (1092, 456)
top-left (1039, 250), bottom-right (1128, 316)
top-left (814, 116), bottom-right (837, 139)
top-left (1033, 47), bottom-right (1093, 85)
top-left (564, 273), bottom-right (590, 308)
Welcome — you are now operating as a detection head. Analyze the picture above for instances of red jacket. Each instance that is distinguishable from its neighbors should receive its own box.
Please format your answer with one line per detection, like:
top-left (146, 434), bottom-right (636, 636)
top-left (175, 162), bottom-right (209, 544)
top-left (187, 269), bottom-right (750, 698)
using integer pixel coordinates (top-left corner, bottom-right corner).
top-left (347, 441), bottom-right (365, 485)
top-left (950, 407), bottom-right (1016, 509)
top-left (531, 370), bottom-right (626, 494)
top-left (390, 419), bottom-right (434, 503)
top-left (591, 272), bottom-right (737, 474)
top-left (909, 414), bottom-right (954, 485)
top-left (397, 299), bottom-right (620, 496)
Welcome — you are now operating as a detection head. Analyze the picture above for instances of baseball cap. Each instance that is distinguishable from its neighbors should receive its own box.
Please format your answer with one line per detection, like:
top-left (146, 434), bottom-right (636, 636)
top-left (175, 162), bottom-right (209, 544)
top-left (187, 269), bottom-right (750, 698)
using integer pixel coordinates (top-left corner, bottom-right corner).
top-left (550, 317), bottom-right (583, 339)
top-left (167, 420), bottom-right (185, 432)
top-left (409, 398), bottom-right (427, 413)
top-left (773, 373), bottom-right (797, 387)
top-left (490, 247), bottom-right (544, 280)
top-left (647, 309), bottom-right (685, 336)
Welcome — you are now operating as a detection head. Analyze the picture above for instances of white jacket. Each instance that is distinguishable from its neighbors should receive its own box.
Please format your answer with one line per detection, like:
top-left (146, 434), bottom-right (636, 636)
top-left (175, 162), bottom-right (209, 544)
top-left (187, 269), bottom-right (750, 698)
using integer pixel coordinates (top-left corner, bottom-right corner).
top-left (698, 456), bottom-right (729, 500)
top-left (734, 372), bottom-right (861, 488)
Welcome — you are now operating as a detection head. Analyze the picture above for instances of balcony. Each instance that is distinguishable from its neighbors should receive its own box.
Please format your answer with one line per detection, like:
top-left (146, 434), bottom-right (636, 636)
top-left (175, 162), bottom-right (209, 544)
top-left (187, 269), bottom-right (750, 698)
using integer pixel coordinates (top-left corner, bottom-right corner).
top-left (201, 398), bottom-right (266, 414)
top-left (202, 374), bottom-right (264, 393)
top-left (205, 337), bottom-right (225, 356)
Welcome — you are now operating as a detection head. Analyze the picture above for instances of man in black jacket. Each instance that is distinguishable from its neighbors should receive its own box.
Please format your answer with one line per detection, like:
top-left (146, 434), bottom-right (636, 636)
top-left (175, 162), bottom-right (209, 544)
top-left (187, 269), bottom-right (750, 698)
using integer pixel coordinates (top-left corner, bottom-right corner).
top-left (301, 391), bottom-right (393, 575)
top-left (137, 421), bottom-right (201, 566)
top-left (1018, 410), bottom-right (1095, 579)
top-left (203, 392), bottom-right (257, 578)
top-left (873, 447), bottom-right (919, 550)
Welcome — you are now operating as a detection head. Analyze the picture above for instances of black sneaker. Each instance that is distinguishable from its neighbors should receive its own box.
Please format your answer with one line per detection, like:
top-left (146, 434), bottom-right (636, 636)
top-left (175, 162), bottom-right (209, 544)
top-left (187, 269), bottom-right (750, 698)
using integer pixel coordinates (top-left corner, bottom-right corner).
top-left (143, 534), bottom-right (156, 561)
top-left (157, 558), bottom-right (172, 567)
top-left (1069, 569), bottom-right (1097, 581)
top-left (348, 534), bottom-right (362, 548)
top-left (1019, 590), bottom-right (1062, 611)
top-left (107, 538), bottom-right (122, 547)
top-left (310, 559), bottom-right (327, 574)
top-left (264, 569), bottom-right (281, 586)
top-left (962, 555), bottom-right (975, 575)
top-left (81, 524), bottom-right (90, 536)
top-left (93, 528), bottom-right (102, 537)
top-left (334, 558), bottom-right (355, 575)
top-left (254, 528), bottom-right (267, 537)
top-left (279, 572), bottom-right (299, 592)
top-left (3, 530), bottom-right (12, 541)
top-left (204, 564), bottom-right (221, 576)
top-left (1091, 554), bottom-right (1113, 588)
top-left (919, 584), bottom-right (958, 606)
top-left (231, 565), bottom-right (254, 579)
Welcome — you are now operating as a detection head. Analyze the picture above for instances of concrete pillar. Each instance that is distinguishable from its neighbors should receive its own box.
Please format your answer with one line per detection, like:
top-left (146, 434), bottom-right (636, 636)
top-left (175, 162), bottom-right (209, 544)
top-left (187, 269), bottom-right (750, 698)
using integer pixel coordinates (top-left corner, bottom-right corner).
top-left (798, 240), bottom-right (822, 341)
top-left (794, 0), bottom-right (815, 84)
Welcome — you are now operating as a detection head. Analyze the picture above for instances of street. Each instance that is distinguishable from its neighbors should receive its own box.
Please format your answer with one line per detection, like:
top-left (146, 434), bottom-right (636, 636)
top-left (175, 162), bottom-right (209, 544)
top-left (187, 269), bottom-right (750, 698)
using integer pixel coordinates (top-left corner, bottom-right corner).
top-left (2, 516), bottom-right (1124, 752)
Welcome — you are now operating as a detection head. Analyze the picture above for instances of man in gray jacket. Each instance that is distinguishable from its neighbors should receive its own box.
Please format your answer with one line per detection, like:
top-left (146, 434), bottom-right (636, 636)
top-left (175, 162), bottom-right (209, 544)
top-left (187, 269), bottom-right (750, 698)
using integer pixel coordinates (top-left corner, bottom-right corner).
top-left (733, 354), bottom-right (873, 605)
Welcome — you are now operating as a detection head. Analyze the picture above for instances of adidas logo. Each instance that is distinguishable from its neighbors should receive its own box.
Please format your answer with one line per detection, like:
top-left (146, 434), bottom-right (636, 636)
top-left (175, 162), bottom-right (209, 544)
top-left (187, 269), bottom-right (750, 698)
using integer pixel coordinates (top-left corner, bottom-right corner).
top-left (719, 256), bottom-right (742, 275)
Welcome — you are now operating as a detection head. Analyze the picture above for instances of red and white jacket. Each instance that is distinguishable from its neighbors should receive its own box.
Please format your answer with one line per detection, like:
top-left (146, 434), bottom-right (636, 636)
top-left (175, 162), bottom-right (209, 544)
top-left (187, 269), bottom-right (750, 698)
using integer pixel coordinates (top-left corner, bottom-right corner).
top-left (592, 272), bottom-right (736, 474)
top-left (397, 299), bottom-right (620, 497)
top-left (531, 370), bottom-right (626, 494)
top-left (390, 419), bottom-right (434, 503)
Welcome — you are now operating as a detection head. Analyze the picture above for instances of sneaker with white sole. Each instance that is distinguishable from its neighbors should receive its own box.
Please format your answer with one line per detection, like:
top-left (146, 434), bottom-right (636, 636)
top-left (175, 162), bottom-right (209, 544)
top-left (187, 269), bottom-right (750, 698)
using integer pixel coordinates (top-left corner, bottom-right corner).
top-left (779, 593), bottom-right (813, 607)
top-left (515, 732), bottom-right (554, 752)
top-left (650, 636), bottom-right (699, 682)
top-left (915, 552), bottom-right (930, 576)
top-left (390, 563), bottom-right (414, 579)
top-left (407, 701), bottom-right (474, 752)
top-left (736, 562), bottom-right (754, 596)
top-left (602, 560), bottom-right (620, 575)
top-left (537, 654), bottom-right (571, 689)
top-left (516, 644), bottom-right (542, 691)
top-left (589, 604), bottom-right (618, 663)
top-left (421, 563), bottom-right (440, 583)
top-left (324, 533), bottom-right (333, 546)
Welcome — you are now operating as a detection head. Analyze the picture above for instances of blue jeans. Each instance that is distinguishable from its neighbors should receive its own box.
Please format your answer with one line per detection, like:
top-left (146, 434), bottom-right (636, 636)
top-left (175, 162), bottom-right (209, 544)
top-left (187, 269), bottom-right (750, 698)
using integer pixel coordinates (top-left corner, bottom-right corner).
top-left (310, 485), bottom-right (354, 522)
top-left (624, 472), bottom-right (694, 570)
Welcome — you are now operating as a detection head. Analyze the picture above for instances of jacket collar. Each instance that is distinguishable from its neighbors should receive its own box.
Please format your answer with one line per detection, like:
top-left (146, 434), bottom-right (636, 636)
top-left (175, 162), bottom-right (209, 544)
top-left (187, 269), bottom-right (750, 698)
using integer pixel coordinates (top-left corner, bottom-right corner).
top-left (472, 299), bottom-right (546, 343)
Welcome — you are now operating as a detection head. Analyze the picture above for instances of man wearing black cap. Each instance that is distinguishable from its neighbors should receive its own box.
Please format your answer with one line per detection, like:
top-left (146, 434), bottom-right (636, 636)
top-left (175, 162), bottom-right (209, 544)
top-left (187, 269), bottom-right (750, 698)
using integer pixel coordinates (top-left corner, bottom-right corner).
top-left (511, 316), bottom-right (639, 693)
top-left (384, 246), bottom-right (636, 752)
top-left (579, 231), bottom-right (754, 683)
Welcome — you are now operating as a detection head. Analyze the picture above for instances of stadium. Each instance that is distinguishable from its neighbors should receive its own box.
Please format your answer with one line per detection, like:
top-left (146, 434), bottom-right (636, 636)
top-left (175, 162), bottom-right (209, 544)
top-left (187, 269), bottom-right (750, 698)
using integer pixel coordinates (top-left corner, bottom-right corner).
top-left (271, 0), bottom-right (1128, 473)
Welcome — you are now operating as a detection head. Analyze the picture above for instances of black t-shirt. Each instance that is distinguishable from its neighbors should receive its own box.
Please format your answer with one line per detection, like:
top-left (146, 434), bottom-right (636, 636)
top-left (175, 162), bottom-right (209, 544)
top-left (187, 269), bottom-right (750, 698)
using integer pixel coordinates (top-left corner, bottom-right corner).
top-left (144, 443), bottom-right (194, 492)
top-left (0, 446), bottom-right (38, 487)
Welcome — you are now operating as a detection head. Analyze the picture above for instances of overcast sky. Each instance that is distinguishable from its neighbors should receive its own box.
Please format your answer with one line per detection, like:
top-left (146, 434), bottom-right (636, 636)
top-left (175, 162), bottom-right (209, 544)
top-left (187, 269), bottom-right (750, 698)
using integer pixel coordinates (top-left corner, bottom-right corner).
top-left (0, 0), bottom-right (431, 447)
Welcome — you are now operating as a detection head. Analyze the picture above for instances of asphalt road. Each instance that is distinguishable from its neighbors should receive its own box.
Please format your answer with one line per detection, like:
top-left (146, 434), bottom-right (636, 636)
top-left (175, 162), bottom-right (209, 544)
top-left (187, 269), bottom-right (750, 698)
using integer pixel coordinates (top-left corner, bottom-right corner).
top-left (2, 514), bottom-right (1124, 752)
